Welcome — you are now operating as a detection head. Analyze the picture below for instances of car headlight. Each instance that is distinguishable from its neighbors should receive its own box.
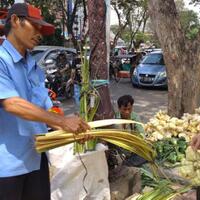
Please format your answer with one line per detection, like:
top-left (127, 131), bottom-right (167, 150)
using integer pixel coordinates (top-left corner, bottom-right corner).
top-left (159, 71), bottom-right (167, 78)
top-left (133, 69), bottom-right (137, 76)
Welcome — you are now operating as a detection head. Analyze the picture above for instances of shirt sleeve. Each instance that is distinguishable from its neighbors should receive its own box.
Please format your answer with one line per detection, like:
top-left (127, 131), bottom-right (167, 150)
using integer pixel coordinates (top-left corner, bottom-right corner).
top-left (0, 59), bottom-right (19, 99)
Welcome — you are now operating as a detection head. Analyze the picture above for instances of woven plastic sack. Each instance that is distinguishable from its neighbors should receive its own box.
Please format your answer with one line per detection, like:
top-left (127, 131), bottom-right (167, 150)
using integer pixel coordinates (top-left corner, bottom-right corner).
top-left (49, 144), bottom-right (110, 200)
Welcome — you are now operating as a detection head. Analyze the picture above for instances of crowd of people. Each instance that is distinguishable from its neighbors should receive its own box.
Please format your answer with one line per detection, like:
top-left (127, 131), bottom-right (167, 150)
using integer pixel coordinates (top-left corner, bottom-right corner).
top-left (1, 2), bottom-right (200, 200)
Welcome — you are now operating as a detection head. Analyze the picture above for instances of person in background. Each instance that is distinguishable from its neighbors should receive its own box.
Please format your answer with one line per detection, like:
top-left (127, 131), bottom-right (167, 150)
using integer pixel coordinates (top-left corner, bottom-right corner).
top-left (115, 94), bottom-right (147, 166)
top-left (120, 47), bottom-right (127, 55)
top-left (0, 3), bottom-right (90, 200)
top-left (129, 47), bottom-right (135, 55)
top-left (56, 50), bottom-right (71, 72)
top-left (116, 95), bottom-right (144, 135)
top-left (107, 95), bottom-right (145, 198)
top-left (71, 52), bottom-right (82, 106)
top-left (52, 51), bottom-right (72, 96)
top-left (129, 47), bottom-right (136, 68)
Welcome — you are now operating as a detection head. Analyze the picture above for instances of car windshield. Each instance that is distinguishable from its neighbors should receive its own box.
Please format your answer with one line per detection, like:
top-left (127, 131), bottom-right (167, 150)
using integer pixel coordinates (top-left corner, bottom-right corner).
top-left (141, 53), bottom-right (165, 65)
top-left (30, 50), bottom-right (45, 62)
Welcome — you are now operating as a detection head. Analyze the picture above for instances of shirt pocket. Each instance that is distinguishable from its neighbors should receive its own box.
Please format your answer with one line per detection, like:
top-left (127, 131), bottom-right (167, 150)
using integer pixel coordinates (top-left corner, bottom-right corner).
top-left (29, 69), bottom-right (52, 110)
top-left (31, 86), bottom-right (52, 110)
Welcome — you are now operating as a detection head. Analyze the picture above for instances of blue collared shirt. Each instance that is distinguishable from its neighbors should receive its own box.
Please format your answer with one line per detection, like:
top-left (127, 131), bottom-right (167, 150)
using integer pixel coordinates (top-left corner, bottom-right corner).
top-left (0, 40), bottom-right (53, 177)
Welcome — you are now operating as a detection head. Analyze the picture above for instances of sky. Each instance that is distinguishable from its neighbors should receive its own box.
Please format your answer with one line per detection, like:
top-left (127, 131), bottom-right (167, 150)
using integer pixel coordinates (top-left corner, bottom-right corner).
top-left (110, 0), bottom-right (200, 25)
top-left (184, 0), bottom-right (200, 12)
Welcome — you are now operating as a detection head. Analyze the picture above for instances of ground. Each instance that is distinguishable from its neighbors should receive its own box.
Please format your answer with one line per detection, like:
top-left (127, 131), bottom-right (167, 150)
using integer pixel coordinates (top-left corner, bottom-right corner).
top-left (63, 78), bottom-right (168, 122)
top-left (62, 79), bottom-right (197, 200)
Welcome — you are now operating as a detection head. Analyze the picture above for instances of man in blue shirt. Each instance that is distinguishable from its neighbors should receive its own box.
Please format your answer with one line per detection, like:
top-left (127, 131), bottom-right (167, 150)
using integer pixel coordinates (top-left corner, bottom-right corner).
top-left (0, 3), bottom-right (90, 200)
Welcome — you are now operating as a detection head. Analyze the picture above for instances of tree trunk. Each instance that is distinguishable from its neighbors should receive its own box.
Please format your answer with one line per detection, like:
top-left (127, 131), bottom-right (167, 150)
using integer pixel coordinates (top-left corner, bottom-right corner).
top-left (87, 0), bottom-right (114, 119)
top-left (148, 0), bottom-right (200, 117)
top-left (142, 15), bottom-right (148, 33)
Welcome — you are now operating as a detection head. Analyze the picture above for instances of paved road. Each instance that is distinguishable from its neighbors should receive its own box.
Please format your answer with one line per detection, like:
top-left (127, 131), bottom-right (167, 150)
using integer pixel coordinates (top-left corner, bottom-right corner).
top-left (62, 78), bottom-right (168, 123)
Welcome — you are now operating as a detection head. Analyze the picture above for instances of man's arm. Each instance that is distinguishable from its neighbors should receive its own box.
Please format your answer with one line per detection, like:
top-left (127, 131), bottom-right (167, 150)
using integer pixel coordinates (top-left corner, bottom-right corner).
top-left (1, 97), bottom-right (90, 133)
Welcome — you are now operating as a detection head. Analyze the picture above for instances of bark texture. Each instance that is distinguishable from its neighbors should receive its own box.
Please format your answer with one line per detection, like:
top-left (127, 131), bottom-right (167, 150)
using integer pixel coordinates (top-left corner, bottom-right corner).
top-left (148, 0), bottom-right (200, 117)
top-left (88, 0), bottom-right (108, 79)
top-left (87, 0), bottom-right (114, 119)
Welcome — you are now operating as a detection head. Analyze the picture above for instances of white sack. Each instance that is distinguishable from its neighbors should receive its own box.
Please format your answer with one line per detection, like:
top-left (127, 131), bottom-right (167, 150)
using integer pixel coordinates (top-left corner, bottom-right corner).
top-left (49, 144), bottom-right (110, 200)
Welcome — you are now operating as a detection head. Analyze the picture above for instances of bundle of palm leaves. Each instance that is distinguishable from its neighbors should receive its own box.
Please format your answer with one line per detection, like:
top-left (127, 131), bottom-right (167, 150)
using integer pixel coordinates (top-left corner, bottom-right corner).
top-left (35, 119), bottom-right (156, 163)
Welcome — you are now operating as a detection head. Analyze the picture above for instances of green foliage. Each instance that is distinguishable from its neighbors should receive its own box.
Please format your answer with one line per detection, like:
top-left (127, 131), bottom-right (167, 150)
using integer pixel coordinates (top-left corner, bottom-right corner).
top-left (0, 0), bottom-right (14, 8)
top-left (179, 9), bottom-right (200, 40)
top-left (0, 0), bottom-right (63, 46)
top-left (111, 0), bottom-right (138, 8)
top-left (175, 0), bottom-right (185, 12)
top-left (186, 27), bottom-right (200, 40)
top-left (111, 24), bottom-right (153, 48)
top-left (110, 25), bottom-right (119, 35)
top-left (111, 25), bottom-right (130, 43)
top-left (27, 0), bottom-right (64, 45)
top-left (154, 137), bottom-right (187, 165)
top-left (41, 28), bottom-right (64, 46)
top-left (111, 0), bottom-right (149, 49)
top-left (134, 32), bottom-right (151, 48)
top-left (39, 6), bottom-right (64, 46)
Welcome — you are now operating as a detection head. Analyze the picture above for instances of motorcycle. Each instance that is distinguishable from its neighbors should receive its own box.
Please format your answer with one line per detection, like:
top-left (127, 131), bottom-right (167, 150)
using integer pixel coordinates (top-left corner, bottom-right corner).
top-left (109, 59), bottom-right (121, 82)
top-left (45, 62), bottom-right (74, 100)
top-left (109, 54), bottom-right (137, 83)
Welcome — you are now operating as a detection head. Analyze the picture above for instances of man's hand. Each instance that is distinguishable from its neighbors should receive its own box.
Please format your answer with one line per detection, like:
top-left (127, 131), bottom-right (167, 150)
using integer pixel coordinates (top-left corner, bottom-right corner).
top-left (1, 97), bottom-right (91, 137)
top-left (60, 115), bottom-right (90, 134)
top-left (191, 134), bottom-right (200, 150)
top-left (60, 116), bottom-right (93, 143)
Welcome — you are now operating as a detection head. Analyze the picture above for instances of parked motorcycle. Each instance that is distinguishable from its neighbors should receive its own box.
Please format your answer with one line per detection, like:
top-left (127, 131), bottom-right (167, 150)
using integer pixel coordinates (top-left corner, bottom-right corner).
top-left (109, 59), bottom-right (121, 82)
top-left (44, 58), bottom-right (74, 100)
